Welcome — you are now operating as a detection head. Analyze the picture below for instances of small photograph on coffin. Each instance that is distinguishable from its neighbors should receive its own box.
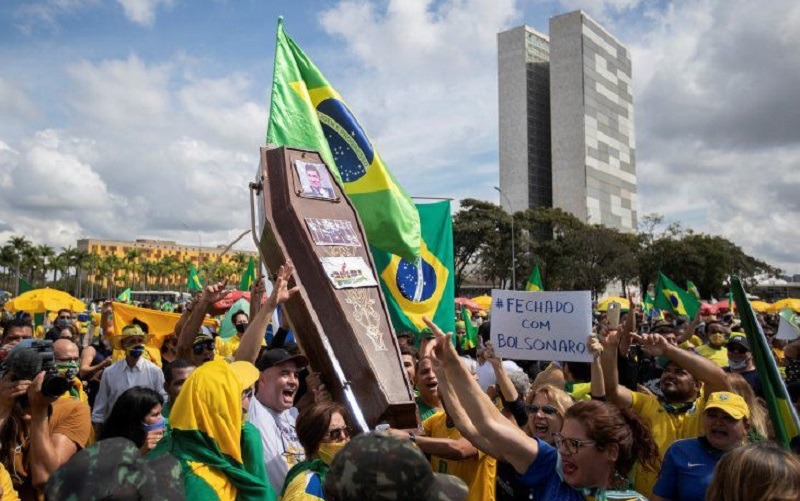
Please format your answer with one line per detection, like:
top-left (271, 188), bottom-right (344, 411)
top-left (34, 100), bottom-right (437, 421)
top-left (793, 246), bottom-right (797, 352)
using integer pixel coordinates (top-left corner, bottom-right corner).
top-left (320, 257), bottom-right (378, 289)
top-left (295, 160), bottom-right (337, 200)
top-left (305, 218), bottom-right (361, 247)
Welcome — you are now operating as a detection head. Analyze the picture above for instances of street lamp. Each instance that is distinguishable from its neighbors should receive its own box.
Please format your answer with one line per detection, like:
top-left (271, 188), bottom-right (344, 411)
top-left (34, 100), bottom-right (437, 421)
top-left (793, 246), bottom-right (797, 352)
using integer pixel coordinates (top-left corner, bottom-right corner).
top-left (494, 186), bottom-right (516, 290)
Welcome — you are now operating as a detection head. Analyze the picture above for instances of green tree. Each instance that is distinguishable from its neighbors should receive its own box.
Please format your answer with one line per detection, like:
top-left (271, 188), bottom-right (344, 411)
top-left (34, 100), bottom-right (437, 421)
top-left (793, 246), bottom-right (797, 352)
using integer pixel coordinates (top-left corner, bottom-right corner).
top-left (7, 236), bottom-right (31, 295)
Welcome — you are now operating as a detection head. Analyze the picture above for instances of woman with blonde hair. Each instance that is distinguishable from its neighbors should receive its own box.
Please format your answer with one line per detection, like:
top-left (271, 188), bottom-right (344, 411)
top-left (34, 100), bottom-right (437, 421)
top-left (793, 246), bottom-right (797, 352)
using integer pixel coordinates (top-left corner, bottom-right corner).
top-left (705, 443), bottom-right (800, 501)
top-left (524, 384), bottom-right (574, 444)
top-left (725, 372), bottom-right (769, 441)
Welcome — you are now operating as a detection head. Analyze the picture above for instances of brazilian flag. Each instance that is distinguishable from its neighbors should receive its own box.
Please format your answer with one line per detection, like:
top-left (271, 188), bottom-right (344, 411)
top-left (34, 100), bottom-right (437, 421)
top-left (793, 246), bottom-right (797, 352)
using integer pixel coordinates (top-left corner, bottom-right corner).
top-left (266, 19), bottom-right (421, 262)
top-left (686, 280), bottom-right (701, 300)
top-left (239, 257), bottom-right (257, 292)
top-left (187, 264), bottom-right (203, 292)
top-left (654, 271), bottom-right (700, 318)
top-left (371, 201), bottom-right (455, 337)
top-left (731, 277), bottom-right (800, 450)
top-left (525, 265), bottom-right (544, 291)
top-left (459, 306), bottom-right (479, 350)
top-left (116, 288), bottom-right (131, 303)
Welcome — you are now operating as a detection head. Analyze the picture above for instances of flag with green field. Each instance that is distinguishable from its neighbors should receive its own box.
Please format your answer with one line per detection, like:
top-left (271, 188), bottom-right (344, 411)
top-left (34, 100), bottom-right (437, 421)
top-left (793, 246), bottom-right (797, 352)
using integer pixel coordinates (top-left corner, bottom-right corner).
top-left (731, 276), bottom-right (800, 450)
top-left (654, 271), bottom-right (700, 318)
top-left (686, 280), bottom-right (700, 300)
top-left (239, 257), bottom-right (257, 291)
top-left (525, 265), bottom-right (544, 291)
top-left (458, 306), bottom-right (479, 351)
top-left (187, 264), bottom-right (203, 292)
top-left (371, 201), bottom-right (454, 338)
top-left (266, 19), bottom-right (420, 262)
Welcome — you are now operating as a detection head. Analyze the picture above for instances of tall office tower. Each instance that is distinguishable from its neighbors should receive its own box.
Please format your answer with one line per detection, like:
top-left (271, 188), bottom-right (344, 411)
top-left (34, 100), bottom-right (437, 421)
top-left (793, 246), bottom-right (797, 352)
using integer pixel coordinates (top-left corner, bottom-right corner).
top-left (497, 25), bottom-right (551, 213)
top-left (498, 10), bottom-right (637, 231)
top-left (550, 11), bottom-right (636, 231)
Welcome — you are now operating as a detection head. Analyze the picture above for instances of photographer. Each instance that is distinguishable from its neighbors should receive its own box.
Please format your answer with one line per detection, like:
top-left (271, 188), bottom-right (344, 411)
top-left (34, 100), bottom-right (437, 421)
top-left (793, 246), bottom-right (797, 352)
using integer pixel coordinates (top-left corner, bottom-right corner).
top-left (0, 315), bottom-right (34, 362)
top-left (0, 339), bottom-right (91, 498)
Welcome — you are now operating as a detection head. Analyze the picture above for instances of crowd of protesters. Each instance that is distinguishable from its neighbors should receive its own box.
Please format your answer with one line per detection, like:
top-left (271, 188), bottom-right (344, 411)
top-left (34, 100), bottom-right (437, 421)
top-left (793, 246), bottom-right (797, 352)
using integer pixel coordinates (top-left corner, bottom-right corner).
top-left (0, 263), bottom-right (799, 500)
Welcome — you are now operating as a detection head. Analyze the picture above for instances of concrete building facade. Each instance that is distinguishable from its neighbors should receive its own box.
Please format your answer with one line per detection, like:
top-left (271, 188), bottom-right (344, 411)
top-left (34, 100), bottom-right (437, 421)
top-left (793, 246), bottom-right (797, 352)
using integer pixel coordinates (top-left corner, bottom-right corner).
top-left (498, 10), bottom-right (637, 231)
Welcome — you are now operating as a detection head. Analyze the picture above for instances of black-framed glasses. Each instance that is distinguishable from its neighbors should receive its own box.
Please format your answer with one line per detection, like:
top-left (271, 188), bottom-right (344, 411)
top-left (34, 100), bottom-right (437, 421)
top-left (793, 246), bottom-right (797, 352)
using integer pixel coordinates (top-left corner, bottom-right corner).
top-left (728, 346), bottom-right (748, 354)
top-left (552, 433), bottom-right (597, 455)
top-left (192, 341), bottom-right (215, 354)
top-left (526, 404), bottom-right (558, 415)
top-left (325, 426), bottom-right (350, 441)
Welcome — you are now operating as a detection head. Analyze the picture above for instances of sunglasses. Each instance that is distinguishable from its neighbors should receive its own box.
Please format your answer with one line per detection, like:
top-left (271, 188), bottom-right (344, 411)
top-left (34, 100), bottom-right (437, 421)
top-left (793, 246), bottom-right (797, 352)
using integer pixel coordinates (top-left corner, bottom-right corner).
top-left (192, 340), bottom-right (215, 355)
top-left (728, 345), bottom-right (748, 354)
top-left (326, 426), bottom-right (350, 441)
top-left (526, 404), bottom-right (558, 415)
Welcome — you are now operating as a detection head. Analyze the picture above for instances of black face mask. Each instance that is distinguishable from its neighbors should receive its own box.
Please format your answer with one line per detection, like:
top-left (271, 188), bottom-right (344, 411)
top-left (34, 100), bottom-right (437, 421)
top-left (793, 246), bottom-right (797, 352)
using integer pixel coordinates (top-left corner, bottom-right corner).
top-left (235, 323), bottom-right (248, 334)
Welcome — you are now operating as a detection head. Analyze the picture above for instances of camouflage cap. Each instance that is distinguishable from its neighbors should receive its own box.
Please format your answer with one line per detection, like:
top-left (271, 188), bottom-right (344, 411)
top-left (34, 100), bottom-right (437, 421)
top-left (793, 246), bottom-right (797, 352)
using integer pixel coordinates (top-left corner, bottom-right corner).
top-left (45, 437), bottom-right (185, 500)
top-left (324, 433), bottom-right (468, 501)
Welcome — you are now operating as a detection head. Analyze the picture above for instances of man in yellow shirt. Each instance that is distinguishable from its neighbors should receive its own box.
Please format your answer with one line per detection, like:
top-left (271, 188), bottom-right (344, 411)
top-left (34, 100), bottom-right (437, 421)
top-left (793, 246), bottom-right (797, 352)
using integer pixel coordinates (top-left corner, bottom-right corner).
top-left (696, 322), bottom-right (729, 367)
top-left (601, 331), bottom-right (731, 499)
top-left (391, 406), bottom-right (496, 501)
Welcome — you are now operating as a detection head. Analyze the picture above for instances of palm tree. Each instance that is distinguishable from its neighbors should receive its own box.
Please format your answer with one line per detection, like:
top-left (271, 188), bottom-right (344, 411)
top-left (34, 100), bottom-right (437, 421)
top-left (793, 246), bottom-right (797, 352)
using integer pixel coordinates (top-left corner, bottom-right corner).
top-left (84, 252), bottom-right (101, 299)
top-left (36, 244), bottom-right (56, 287)
top-left (104, 254), bottom-right (123, 298)
top-left (50, 254), bottom-right (68, 288)
top-left (123, 249), bottom-right (141, 289)
top-left (8, 236), bottom-right (31, 295)
top-left (72, 249), bottom-right (90, 298)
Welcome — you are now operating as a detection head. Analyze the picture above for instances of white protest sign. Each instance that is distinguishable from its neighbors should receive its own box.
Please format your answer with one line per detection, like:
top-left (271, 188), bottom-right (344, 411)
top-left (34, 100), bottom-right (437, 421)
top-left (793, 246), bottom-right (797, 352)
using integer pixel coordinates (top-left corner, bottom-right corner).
top-left (490, 289), bottom-right (592, 363)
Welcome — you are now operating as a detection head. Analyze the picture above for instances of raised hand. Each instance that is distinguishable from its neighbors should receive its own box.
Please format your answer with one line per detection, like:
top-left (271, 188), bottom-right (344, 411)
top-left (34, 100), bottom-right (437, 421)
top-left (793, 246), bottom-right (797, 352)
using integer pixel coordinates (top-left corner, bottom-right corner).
top-left (200, 280), bottom-right (229, 306)
top-left (587, 333), bottom-right (603, 360)
top-left (641, 333), bottom-right (669, 357)
top-left (266, 260), bottom-right (300, 309)
top-left (422, 316), bottom-right (457, 366)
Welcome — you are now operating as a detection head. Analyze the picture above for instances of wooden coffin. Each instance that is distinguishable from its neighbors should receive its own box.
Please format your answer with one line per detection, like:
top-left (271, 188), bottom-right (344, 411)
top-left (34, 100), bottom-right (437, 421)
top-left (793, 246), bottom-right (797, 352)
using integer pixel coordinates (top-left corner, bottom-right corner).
top-left (255, 146), bottom-right (418, 430)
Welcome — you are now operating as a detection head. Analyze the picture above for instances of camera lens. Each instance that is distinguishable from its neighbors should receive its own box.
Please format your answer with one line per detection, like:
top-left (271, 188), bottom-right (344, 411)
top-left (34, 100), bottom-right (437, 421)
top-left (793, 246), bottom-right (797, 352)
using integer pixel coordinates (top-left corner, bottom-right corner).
top-left (41, 373), bottom-right (71, 398)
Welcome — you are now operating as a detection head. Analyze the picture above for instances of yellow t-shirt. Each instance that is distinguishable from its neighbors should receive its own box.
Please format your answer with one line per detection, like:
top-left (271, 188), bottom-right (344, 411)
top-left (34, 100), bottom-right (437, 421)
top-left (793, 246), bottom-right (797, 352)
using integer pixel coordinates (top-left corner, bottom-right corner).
top-left (695, 344), bottom-right (729, 367)
top-left (630, 391), bottom-right (707, 499)
top-left (217, 335), bottom-right (265, 359)
top-left (0, 463), bottom-right (19, 501)
top-left (423, 411), bottom-right (496, 501)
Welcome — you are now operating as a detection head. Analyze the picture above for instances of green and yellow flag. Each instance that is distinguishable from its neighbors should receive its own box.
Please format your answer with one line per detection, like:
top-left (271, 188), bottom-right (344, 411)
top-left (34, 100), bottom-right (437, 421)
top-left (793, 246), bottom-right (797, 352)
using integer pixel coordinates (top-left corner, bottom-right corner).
top-left (731, 276), bottom-right (800, 450)
top-left (267, 19), bottom-right (420, 261)
top-left (116, 288), bottom-right (131, 303)
top-left (149, 360), bottom-right (275, 500)
top-left (459, 306), bottom-right (479, 351)
top-left (187, 264), bottom-right (203, 292)
top-left (18, 278), bottom-right (33, 294)
top-left (239, 257), bottom-right (257, 292)
top-left (686, 280), bottom-right (701, 300)
top-left (525, 265), bottom-right (544, 291)
top-left (371, 200), bottom-right (454, 337)
top-left (654, 271), bottom-right (700, 318)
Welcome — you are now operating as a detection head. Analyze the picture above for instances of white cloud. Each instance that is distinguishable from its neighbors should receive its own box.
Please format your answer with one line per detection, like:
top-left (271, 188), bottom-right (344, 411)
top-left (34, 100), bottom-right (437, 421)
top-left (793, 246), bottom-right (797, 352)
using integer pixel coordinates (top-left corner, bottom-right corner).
top-left (116, 0), bottom-right (174, 27)
top-left (317, 0), bottom-right (518, 194)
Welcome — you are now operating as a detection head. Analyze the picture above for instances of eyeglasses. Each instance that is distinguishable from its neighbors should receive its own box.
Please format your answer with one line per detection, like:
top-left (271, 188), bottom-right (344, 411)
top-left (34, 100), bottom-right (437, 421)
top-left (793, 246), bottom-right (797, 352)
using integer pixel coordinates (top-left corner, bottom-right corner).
top-left (325, 426), bottom-right (350, 441)
top-left (526, 404), bottom-right (558, 415)
top-left (192, 341), bottom-right (215, 354)
top-left (728, 346), bottom-right (748, 354)
top-left (242, 388), bottom-right (254, 400)
top-left (552, 433), bottom-right (597, 455)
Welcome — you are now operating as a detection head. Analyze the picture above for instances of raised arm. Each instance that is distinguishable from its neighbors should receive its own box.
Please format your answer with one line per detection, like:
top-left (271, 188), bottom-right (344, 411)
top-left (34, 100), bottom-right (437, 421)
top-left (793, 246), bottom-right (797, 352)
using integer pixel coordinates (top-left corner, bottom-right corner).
top-left (177, 281), bottom-right (228, 359)
top-left (600, 329), bottom-right (634, 408)
top-left (588, 333), bottom-right (605, 398)
top-left (485, 344), bottom-right (518, 402)
top-left (234, 261), bottom-right (299, 363)
top-left (424, 317), bottom-right (538, 473)
top-left (435, 361), bottom-right (500, 458)
top-left (643, 334), bottom-right (731, 395)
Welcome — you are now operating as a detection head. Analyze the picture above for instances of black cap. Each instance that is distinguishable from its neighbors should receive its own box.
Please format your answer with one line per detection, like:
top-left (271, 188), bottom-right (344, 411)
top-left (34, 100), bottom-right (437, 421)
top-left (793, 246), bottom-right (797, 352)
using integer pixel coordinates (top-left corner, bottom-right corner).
top-left (255, 348), bottom-right (308, 372)
top-left (726, 334), bottom-right (750, 351)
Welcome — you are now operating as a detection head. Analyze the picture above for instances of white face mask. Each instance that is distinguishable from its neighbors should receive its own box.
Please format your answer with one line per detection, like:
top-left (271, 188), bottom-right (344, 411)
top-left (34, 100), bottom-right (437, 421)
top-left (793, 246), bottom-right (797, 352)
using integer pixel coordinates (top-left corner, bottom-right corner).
top-left (728, 358), bottom-right (748, 370)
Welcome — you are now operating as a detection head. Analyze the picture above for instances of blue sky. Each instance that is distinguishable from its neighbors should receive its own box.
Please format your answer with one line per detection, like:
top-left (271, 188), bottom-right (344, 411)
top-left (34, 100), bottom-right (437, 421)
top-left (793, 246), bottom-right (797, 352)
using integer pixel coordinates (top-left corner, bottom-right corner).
top-left (1, 0), bottom-right (799, 275)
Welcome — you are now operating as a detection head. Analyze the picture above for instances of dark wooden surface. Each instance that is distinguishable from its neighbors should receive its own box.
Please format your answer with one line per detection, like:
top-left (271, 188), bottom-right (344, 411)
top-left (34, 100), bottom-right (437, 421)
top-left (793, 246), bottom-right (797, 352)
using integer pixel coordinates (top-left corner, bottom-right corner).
top-left (256, 146), bottom-right (418, 429)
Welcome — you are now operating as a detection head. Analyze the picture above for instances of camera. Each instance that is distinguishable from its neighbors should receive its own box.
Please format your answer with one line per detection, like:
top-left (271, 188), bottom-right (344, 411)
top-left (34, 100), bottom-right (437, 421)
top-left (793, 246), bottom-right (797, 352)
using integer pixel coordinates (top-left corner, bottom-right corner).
top-left (0, 339), bottom-right (71, 399)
